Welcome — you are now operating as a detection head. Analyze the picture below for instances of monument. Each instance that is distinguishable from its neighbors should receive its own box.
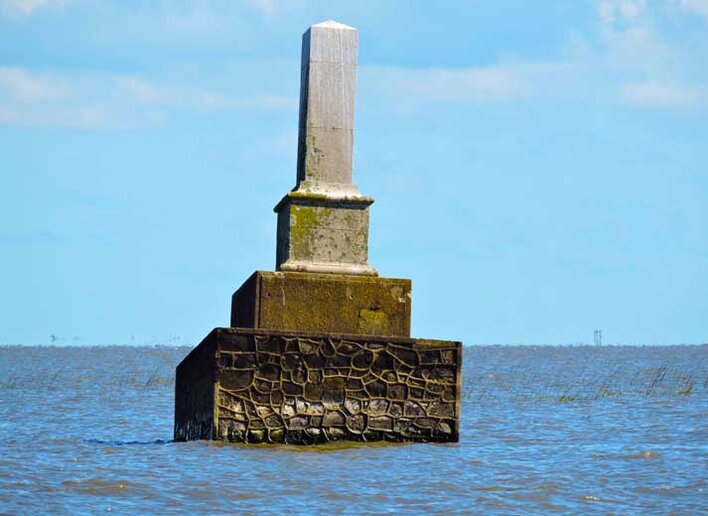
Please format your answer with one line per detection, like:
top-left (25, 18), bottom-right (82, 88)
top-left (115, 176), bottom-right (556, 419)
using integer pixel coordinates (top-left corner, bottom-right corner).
top-left (174, 21), bottom-right (462, 444)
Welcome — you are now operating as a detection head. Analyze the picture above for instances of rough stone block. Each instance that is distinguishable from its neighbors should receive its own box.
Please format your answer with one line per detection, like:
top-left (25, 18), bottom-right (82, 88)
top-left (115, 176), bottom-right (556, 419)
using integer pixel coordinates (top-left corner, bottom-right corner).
top-left (231, 271), bottom-right (411, 337)
top-left (174, 328), bottom-right (462, 444)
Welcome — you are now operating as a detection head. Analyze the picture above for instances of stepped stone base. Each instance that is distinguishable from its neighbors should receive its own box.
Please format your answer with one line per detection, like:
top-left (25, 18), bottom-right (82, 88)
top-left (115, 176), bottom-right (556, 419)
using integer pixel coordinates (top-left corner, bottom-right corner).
top-left (174, 328), bottom-right (462, 444)
top-left (231, 271), bottom-right (411, 337)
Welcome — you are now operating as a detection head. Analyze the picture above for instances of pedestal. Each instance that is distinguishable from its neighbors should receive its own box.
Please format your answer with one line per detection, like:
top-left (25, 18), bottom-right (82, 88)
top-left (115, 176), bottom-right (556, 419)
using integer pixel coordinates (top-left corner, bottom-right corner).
top-left (231, 271), bottom-right (411, 337)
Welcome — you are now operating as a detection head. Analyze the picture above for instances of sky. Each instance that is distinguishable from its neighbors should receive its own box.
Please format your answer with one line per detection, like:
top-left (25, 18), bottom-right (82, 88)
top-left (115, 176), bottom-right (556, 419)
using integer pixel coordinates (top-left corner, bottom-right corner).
top-left (1, 0), bottom-right (707, 346)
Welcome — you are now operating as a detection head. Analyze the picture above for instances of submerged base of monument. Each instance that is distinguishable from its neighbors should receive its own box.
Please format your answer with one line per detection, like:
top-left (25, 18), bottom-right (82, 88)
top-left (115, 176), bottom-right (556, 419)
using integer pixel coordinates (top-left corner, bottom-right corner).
top-left (174, 328), bottom-right (462, 444)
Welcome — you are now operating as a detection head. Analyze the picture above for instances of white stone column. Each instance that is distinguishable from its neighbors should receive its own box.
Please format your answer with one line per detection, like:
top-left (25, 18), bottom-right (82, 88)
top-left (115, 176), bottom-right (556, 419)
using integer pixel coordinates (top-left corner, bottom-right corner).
top-left (274, 20), bottom-right (376, 276)
top-left (296, 20), bottom-right (361, 195)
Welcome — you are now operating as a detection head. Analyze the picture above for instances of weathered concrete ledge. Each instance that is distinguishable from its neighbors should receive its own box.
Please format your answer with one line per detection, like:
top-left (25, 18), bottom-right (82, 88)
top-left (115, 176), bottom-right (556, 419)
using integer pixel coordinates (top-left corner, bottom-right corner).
top-left (174, 328), bottom-right (462, 444)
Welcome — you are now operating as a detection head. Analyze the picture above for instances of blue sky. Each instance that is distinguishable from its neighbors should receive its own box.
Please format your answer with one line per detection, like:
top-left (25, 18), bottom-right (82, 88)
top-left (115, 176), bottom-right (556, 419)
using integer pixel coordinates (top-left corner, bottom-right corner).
top-left (1, 0), bottom-right (707, 345)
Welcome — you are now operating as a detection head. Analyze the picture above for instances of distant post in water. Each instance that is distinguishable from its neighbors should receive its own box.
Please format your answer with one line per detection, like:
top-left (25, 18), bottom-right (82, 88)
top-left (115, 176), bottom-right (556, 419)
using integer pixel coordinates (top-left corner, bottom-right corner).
top-left (175, 21), bottom-right (463, 445)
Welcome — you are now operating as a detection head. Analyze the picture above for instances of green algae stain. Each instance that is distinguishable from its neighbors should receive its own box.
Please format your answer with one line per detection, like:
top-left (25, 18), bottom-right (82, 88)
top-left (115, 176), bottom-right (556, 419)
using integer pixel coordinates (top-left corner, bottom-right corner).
top-left (287, 203), bottom-right (370, 262)
top-left (292, 204), bottom-right (319, 228)
top-left (357, 308), bottom-right (389, 335)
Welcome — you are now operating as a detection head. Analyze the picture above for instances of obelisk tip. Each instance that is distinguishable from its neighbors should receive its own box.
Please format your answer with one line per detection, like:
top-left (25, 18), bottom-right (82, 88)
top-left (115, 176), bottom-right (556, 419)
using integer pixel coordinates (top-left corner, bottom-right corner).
top-left (311, 20), bottom-right (357, 31)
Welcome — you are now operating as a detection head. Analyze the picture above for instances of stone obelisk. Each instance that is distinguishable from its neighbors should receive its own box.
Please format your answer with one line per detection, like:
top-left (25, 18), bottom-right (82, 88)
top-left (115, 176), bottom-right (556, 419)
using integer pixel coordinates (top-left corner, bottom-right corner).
top-left (174, 21), bottom-right (462, 445)
top-left (275, 20), bottom-right (376, 276)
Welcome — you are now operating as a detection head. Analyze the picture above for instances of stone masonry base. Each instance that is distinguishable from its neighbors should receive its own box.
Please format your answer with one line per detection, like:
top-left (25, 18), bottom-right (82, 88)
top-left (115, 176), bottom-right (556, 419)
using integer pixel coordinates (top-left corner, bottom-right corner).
top-left (174, 328), bottom-right (462, 444)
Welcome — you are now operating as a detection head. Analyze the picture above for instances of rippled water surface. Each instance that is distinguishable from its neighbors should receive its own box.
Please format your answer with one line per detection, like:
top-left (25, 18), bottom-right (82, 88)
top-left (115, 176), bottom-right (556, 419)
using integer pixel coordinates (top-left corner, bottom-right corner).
top-left (1, 345), bottom-right (706, 513)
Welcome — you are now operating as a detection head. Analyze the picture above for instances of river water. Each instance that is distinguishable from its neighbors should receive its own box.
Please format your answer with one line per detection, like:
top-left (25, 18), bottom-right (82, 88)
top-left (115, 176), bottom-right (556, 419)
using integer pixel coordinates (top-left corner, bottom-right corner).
top-left (1, 345), bottom-right (705, 513)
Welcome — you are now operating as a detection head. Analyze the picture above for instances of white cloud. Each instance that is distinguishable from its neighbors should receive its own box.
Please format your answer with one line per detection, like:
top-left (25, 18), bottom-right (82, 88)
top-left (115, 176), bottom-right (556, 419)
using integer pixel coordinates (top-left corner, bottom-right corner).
top-left (0, 0), bottom-right (295, 26)
top-left (0, 67), bottom-right (71, 101)
top-left (598, 0), bottom-right (647, 24)
top-left (363, 56), bottom-right (613, 110)
top-left (363, 64), bottom-right (521, 105)
top-left (0, 67), bottom-right (297, 129)
top-left (244, 0), bottom-right (278, 17)
top-left (116, 75), bottom-right (296, 111)
top-left (679, 0), bottom-right (708, 19)
top-left (620, 80), bottom-right (706, 107)
top-left (360, 0), bottom-right (708, 114)
top-left (119, 76), bottom-right (167, 105)
top-left (2, 1), bottom-right (705, 118)
top-left (0, 103), bottom-right (114, 128)
top-left (411, 66), bottom-right (519, 102)
top-left (594, 0), bottom-right (673, 71)
top-left (592, 0), bottom-right (707, 108)
top-left (1, 0), bottom-right (65, 16)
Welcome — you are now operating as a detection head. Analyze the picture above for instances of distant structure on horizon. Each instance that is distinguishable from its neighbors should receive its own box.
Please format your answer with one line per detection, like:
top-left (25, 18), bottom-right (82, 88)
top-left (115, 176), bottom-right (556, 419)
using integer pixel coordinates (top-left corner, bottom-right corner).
top-left (174, 20), bottom-right (462, 445)
top-left (594, 330), bottom-right (603, 346)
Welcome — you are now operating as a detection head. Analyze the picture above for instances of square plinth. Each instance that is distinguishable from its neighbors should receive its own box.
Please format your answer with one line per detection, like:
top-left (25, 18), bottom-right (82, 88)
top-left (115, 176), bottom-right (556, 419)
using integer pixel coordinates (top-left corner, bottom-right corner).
top-left (231, 271), bottom-right (411, 338)
top-left (274, 193), bottom-right (375, 276)
top-left (174, 328), bottom-right (462, 444)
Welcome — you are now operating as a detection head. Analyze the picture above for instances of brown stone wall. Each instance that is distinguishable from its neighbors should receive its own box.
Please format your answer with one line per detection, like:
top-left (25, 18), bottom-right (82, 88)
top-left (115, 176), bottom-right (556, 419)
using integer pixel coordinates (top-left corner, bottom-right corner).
top-left (231, 271), bottom-right (412, 338)
top-left (175, 328), bottom-right (461, 444)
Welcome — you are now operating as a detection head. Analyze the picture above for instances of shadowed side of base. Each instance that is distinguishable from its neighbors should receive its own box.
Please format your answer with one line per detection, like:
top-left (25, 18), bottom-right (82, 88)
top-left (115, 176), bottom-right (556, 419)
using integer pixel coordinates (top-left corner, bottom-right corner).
top-left (174, 328), bottom-right (462, 444)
